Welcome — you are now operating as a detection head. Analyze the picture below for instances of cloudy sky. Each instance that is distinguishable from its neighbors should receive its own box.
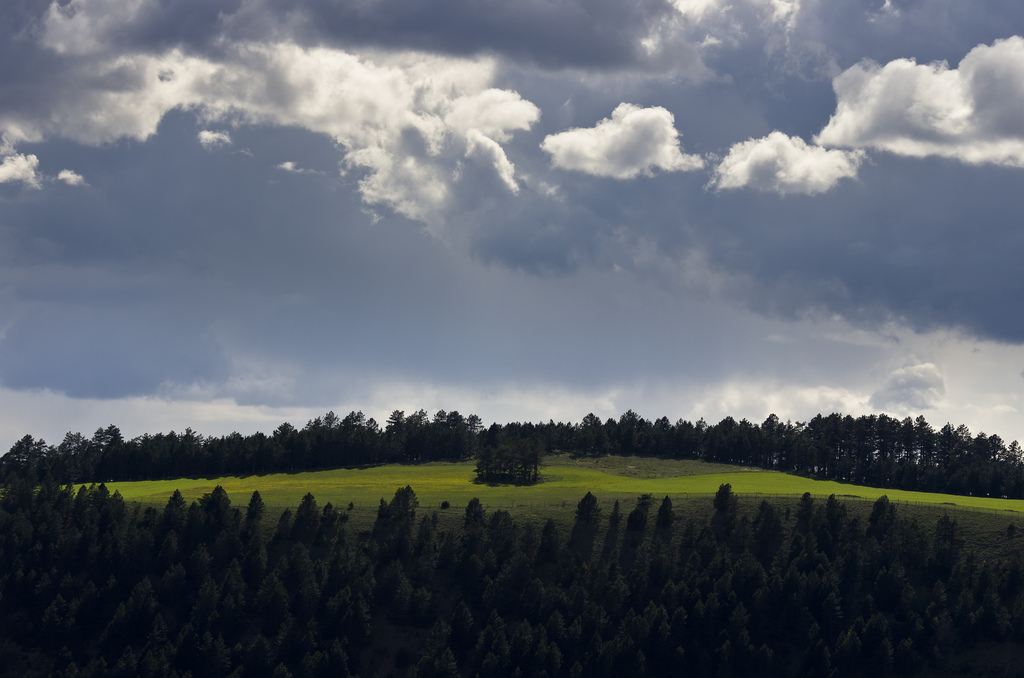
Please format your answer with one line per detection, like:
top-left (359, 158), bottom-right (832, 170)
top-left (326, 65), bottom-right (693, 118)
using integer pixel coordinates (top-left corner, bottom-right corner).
top-left (2, 0), bottom-right (1024, 448)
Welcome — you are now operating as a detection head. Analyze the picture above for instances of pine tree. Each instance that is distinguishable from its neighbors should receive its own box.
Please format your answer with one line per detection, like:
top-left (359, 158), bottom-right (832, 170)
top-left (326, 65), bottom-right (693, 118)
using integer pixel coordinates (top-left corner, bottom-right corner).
top-left (575, 492), bottom-right (600, 524)
top-left (291, 493), bottom-right (321, 546)
top-left (655, 496), bottom-right (673, 530)
top-left (244, 491), bottom-right (266, 544)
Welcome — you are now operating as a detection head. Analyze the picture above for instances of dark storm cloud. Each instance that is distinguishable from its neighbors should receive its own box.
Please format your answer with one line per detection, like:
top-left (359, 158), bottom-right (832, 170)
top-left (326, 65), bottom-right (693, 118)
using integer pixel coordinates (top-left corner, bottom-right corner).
top-left (10, 0), bottom-right (241, 55)
top-left (803, 0), bottom-right (1024, 69)
top-left (0, 111), bottom-right (597, 401)
top-left (246, 0), bottom-right (669, 68)
top-left (463, 199), bottom-right (601, 276)
top-left (0, 2), bottom-right (63, 110)
top-left (723, 176), bottom-right (1017, 344)
top-left (0, 111), bottom-right (747, 405)
top-left (447, 95), bottom-right (1024, 346)
top-left (17, 0), bottom-right (1024, 83)
top-left (26, 0), bottom-right (678, 69)
top-left (257, 0), bottom-right (1024, 75)
top-left (105, 0), bottom-right (246, 53)
top-left (0, 113), bottom-right (368, 399)
top-left (461, 2), bottom-right (1024, 346)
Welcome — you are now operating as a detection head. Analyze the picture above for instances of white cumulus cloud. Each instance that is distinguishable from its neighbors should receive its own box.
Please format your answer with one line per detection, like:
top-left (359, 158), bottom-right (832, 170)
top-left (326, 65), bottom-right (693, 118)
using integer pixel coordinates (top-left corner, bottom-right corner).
top-left (870, 362), bottom-right (946, 411)
top-left (465, 130), bottom-right (520, 193)
top-left (446, 88), bottom-right (539, 194)
top-left (444, 89), bottom-right (540, 145)
top-left (669, 0), bottom-right (801, 28)
top-left (541, 103), bottom-right (703, 179)
top-left (57, 169), bottom-right (87, 186)
top-left (275, 161), bottom-right (324, 176)
top-left (0, 151), bottom-right (42, 188)
top-left (6, 10), bottom-right (542, 224)
top-left (669, 0), bottom-right (723, 23)
top-left (816, 36), bottom-right (1024, 167)
top-left (198, 130), bottom-right (232, 149)
top-left (712, 131), bottom-right (864, 195)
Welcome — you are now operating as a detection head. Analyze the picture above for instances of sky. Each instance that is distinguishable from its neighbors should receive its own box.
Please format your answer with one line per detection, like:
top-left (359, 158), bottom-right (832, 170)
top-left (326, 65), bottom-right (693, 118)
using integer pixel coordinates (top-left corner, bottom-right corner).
top-left (2, 0), bottom-right (1024, 448)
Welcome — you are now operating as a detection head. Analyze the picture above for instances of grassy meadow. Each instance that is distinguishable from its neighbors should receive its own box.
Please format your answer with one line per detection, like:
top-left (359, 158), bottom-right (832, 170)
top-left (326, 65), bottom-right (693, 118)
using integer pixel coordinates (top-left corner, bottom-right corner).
top-left (80, 453), bottom-right (1024, 561)
top-left (92, 452), bottom-right (1024, 515)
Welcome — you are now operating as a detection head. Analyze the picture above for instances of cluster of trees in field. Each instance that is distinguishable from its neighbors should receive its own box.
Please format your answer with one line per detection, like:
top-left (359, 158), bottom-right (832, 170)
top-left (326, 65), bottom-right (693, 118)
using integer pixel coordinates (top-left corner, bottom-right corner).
top-left (1, 477), bottom-right (1022, 677)
top-left (3, 409), bottom-right (1024, 499)
top-left (473, 439), bottom-right (542, 484)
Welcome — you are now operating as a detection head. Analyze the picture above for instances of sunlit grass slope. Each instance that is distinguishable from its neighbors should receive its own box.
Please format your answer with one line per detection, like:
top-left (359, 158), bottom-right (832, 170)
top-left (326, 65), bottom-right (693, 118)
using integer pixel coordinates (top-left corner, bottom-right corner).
top-left (93, 454), bottom-right (1024, 516)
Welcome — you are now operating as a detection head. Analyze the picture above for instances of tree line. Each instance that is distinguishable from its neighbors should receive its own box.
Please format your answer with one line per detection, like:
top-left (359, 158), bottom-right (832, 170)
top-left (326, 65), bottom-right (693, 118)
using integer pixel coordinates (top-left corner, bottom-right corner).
top-left (2, 409), bottom-right (1023, 500)
top-left (1, 476), bottom-right (1022, 677)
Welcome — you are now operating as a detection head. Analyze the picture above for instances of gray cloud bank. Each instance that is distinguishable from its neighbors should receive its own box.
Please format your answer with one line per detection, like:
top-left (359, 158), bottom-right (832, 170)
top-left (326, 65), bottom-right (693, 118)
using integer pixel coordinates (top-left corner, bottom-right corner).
top-left (1, 0), bottom-right (1024, 444)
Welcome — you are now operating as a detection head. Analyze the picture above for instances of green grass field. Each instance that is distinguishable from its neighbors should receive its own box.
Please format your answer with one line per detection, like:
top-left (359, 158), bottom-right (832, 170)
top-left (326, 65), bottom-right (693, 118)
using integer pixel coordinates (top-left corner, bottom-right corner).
top-left (93, 453), bottom-right (1024, 517)
top-left (86, 454), bottom-right (1024, 562)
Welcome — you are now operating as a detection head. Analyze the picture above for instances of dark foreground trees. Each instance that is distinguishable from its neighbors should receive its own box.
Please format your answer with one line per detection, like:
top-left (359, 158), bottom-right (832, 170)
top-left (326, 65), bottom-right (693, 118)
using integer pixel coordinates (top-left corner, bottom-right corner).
top-left (2, 479), bottom-right (1022, 677)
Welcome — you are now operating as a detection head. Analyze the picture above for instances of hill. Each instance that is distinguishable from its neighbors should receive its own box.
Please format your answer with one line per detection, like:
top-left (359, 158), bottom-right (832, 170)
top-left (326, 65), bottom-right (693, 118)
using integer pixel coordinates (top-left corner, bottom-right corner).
top-left (2, 468), bottom-right (1023, 678)
top-left (93, 453), bottom-right (1024, 515)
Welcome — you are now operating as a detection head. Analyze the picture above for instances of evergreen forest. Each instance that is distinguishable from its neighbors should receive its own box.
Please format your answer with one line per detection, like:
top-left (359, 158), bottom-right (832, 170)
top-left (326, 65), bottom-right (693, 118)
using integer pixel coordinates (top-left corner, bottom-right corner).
top-left (1, 478), bottom-right (1023, 677)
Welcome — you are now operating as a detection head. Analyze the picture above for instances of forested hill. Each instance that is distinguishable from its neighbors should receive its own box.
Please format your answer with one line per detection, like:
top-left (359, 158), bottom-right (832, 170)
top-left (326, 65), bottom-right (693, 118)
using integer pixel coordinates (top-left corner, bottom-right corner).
top-left (2, 410), bottom-right (1023, 500)
top-left (1, 481), bottom-right (1022, 677)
